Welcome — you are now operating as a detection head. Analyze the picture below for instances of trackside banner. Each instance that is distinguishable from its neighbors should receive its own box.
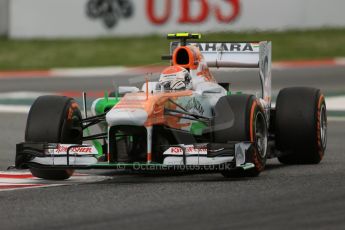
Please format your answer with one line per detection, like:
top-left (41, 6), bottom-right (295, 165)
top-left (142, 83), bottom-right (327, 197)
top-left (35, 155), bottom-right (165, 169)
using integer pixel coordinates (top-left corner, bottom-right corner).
top-left (7, 0), bottom-right (345, 38)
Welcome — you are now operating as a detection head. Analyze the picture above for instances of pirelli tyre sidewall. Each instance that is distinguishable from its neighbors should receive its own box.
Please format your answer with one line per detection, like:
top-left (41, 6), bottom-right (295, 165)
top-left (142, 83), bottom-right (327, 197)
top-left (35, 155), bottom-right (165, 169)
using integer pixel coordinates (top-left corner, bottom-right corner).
top-left (214, 95), bottom-right (268, 177)
top-left (275, 87), bottom-right (327, 164)
top-left (25, 96), bottom-right (82, 180)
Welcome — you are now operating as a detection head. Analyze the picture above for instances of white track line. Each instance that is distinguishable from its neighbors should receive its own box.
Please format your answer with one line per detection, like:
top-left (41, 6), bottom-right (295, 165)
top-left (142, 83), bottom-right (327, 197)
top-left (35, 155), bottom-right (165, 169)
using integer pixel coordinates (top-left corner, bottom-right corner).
top-left (0, 184), bottom-right (63, 192)
top-left (0, 171), bottom-right (109, 192)
top-left (0, 105), bottom-right (30, 113)
top-left (51, 67), bottom-right (127, 78)
top-left (335, 57), bottom-right (345, 66)
top-left (326, 96), bottom-right (345, 111)
top-left (328, 117), bottom-right (345, 122)
top-left (0, 91), bottom-right (51, 99)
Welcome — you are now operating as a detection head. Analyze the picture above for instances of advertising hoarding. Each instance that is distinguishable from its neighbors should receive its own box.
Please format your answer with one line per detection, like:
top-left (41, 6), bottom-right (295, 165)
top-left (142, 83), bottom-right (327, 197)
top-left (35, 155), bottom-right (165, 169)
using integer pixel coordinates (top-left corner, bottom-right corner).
top-left (8, 0), bottom-right (345, 38)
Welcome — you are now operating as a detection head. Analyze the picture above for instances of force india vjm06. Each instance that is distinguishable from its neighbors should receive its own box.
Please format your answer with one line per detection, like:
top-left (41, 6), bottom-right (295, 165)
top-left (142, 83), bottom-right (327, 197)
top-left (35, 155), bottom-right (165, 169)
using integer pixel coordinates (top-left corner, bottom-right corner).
top-left (15, 33), bottom-right (327, 180)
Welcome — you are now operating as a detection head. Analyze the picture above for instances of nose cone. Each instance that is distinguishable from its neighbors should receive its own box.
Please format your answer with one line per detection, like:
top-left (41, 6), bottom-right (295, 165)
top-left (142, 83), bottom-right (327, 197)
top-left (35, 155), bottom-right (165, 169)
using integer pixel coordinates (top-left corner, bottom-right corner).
top-left (106, 108), bottom-right (148, 126)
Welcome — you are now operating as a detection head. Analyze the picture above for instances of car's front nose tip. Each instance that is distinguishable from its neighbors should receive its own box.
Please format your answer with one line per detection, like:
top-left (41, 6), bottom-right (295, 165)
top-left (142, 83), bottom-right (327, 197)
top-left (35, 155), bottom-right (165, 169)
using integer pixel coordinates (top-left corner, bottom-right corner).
top-left (106, 108), bottom-right (148, 126)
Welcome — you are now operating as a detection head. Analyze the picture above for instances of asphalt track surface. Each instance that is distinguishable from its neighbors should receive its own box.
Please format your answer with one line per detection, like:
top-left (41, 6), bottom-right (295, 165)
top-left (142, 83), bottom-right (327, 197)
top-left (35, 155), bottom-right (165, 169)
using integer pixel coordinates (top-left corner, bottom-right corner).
top-left (0, 66), bottom-right (345, 230)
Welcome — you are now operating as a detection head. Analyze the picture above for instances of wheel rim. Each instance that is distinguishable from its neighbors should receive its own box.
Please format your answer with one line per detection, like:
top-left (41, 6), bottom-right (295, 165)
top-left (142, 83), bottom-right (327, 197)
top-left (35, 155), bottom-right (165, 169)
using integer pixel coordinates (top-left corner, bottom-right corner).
top-left (254, 111), bottom-right (268, 158)
top-left (320, 104), bottom-right (327, 149)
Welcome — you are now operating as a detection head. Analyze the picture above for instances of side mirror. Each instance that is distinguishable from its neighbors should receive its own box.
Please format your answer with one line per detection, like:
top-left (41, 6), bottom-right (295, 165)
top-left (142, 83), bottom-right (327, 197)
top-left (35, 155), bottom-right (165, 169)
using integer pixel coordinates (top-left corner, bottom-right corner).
top-left (202, 88), bottom-right (222, 95)
top-left (118, 86), bottom-right (140, 95)
top-left (141, 82), bottom-right (159, 93)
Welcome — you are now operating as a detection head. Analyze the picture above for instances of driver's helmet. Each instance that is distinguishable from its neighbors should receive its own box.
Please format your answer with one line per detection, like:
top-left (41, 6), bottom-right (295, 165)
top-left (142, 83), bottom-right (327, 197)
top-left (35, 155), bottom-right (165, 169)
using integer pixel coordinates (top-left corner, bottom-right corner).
top-left (159, 66), bottom-right (192, 90)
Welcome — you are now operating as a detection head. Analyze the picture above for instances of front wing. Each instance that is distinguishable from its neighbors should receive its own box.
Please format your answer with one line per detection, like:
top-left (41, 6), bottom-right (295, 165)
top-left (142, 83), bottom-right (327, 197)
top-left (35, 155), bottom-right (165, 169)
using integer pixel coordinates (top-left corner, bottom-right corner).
top-left (15, 142), bottom-right (256, 171)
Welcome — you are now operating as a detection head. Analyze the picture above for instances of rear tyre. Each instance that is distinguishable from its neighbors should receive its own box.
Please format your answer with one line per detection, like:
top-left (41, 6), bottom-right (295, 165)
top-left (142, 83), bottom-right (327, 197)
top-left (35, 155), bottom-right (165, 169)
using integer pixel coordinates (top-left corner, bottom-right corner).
top-left (275, 87), bottom-right (327, 164)
top-left (214, 95), bottom-right (268, 177)
top-left (25, 96), bottom-right (83, 180)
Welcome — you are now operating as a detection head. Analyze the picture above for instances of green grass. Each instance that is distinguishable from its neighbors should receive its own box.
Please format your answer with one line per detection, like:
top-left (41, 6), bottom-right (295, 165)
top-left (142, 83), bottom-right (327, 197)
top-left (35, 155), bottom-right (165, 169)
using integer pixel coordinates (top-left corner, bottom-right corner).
top-left (0, 28), bottom-right (345, 70)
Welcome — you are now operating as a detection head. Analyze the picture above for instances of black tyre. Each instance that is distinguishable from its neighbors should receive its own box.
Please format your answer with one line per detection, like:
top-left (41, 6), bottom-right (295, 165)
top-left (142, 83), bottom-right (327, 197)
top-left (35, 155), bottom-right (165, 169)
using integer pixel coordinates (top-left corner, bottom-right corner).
top-left (26, 96), bottom-right (83, 180)
top-left (275, 87), bottom-right (327, 164)
top-left (214, 95), bottom-right (268, 177)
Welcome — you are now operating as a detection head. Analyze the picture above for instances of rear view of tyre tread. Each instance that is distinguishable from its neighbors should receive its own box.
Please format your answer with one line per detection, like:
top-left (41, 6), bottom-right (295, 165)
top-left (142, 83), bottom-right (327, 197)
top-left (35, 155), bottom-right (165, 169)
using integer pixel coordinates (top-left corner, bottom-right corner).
top-left (275, 87), bottom-right (327, 164)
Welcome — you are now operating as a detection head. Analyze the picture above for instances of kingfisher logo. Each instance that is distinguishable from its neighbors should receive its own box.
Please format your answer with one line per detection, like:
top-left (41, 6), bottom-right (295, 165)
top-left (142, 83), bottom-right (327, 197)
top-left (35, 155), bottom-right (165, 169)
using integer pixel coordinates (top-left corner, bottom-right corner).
top-left (55, 145), bottom-right (93, 154)
top-left (86, 0), bottom-right (134, 28)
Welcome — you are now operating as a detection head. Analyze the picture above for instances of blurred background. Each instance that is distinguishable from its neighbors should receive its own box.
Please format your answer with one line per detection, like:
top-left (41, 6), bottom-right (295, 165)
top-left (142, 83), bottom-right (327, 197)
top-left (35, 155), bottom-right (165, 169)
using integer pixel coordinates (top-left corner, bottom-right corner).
top-left (0, 0), bottom-right (345, 69)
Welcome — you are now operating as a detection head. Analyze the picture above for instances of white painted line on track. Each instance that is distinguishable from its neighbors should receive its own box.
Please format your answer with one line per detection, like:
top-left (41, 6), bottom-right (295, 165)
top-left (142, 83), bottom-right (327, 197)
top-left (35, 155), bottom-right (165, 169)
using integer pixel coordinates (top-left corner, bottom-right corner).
top-left (0, 91), bottom-right (51, 99)
top-left (326, 96), bottom-right (345, 111)
top-left (0, 105), bottom-right (30, 113)
top-left (335, 57), bottom-right (345, 66)
top-left (51, 66), bottom-right (127, 78)
top-left (0, 105), bottom-right (93, 114)
top-left (328, 117), bottom-right (345, 122)
top-left (0, 171), bottom-right (109, 192)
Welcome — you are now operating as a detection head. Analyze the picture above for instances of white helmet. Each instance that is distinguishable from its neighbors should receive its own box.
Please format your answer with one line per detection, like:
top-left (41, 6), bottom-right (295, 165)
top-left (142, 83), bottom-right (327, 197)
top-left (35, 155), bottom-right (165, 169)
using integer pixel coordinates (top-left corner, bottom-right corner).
top-left (159, 66), bottom-right (192, 91)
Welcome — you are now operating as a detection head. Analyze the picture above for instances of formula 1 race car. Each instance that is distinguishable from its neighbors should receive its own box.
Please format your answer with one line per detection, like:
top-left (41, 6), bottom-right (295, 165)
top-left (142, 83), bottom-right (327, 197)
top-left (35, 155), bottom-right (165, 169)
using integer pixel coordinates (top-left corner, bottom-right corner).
top-left (15, 33), bottom-right (327, 180)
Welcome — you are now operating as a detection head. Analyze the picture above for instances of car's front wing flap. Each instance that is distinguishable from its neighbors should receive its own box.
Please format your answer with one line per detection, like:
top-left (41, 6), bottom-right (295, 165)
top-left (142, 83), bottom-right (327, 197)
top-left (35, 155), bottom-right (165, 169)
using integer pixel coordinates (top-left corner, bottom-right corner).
top-left (15, 142), bottom-right (98, 169)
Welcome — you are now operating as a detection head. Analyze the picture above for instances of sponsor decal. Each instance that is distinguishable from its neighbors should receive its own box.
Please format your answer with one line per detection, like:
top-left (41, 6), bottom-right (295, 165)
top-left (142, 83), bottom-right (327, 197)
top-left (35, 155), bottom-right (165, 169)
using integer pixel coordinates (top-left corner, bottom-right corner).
top-left (86, 0), bottom-right (134, 28)
top-left (147, 0), bottom-right (240, 25)
top-left (88, 0), bottom-right (241, 30)
top-left (55, 145), bottom-right (93, 154)
top-left (167, 146), bottom-right (208, 155)
top-left (193, 43), bottom-right (256, 52)
top-left (171, 42), bottom-right (258, 53)
top-left (185, 97), bottom-right (204, 115)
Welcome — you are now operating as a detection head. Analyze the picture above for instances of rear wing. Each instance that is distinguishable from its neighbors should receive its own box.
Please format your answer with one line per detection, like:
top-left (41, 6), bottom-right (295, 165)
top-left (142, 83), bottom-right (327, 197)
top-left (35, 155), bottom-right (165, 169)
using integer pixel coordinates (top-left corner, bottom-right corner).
top-left (170, 41), bottom-right (272, 104)
top-left (170, 41), bottom-right (271, 68)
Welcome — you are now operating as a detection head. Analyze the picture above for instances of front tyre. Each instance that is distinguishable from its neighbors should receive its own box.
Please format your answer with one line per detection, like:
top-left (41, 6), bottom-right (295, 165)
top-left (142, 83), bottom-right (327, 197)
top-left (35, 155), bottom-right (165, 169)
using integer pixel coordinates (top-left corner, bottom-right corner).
top-left (30, 168), bottom-right (74, 180)
top-left (25, 96), bottom-right (83, 180)
top-left (214, 95), bottom-right (268, 177)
